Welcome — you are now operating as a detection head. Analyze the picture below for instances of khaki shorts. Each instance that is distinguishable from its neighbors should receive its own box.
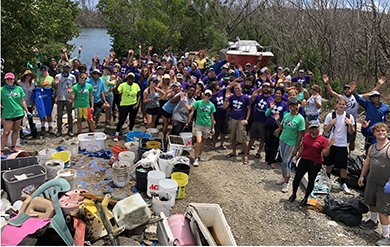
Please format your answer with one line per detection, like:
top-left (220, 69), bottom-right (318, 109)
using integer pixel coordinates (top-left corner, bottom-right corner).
top-left (194, 124), bottom-right (211, 139)
top-left (364, 177), bottom-right (390, 216)
top-left (229, 118), bottom-right (247, 143)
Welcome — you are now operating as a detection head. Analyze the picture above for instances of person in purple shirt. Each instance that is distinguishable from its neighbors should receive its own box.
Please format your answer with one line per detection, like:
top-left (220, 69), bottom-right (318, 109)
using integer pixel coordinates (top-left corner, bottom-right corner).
top-left (264, 87), bottom-right (289, 168)
top-left (255, 71), bottom-right (274, 88)
top-left (217, 64), bottom-right (229, 81)
top-left (213, 54), bottom-right (227, 75)
top-left (241, 76), bottom-right (256, 141)
top-left (248, 82), bottom-right (274, 159)
top-left (271, 81), bottom-right (289, 102)
top-left (219, 72), bottom-right (231, 90)
top-left (291, 69), bottom-right (313, 88)
top-left (190, 62), bottom-right (202, 81)
top-left (202, 68), bottom-right (216, 85)
top-left (223, 82), bottom-right (252, 164)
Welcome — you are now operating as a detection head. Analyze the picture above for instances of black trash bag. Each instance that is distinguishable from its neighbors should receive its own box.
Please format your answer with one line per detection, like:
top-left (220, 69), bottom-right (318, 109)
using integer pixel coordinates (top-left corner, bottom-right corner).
top-left (324, 196), bottom-right (369, 226)
top-left (346, 174), bottom-right (362, 189)
top-left (348, 155), bottom-right (366, 175)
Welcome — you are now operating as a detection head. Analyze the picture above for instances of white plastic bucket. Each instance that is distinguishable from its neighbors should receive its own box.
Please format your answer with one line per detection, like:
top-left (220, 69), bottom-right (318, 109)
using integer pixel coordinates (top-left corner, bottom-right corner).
top-left (173, 156), bottom-right (190, 166)
top-left (44, 159), bottom-right (65, 180)
top-left (180, 132), bottom-right (192, 151)
top-left (69, 143), bottom-right (78, 156)
top-left (159, 153), bottom-right (175, 178)
top-left (146, 128), bottom-right (159, 138)
top-left (124, 141), bottom-right (140, 162)
top-left (112, 161), bottom-right (130, 187)
top-left (152, 191), bottom-right (174, 217)
top-left (119, 151), bottom-right (135, 172)
top-left (38, 148), bottom-right (56, 165)
top-left (159, 179), bottom-right (178, 205)
top-left (147, 170), bottom-right (165, 197)
top-left (57, 169), bottom-right (77, 190)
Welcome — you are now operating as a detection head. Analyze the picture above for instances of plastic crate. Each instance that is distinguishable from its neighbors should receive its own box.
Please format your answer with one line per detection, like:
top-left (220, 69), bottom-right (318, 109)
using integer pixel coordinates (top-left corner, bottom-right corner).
top-left (1, 156), bottom-right (39, 190)
top-left (167, 135), bottom-right (185, 156)
top-left (2, 164), bottom-right (46, 203)
top-left (139, 137), bottom-right (164, 156)
top-left (78, 132), bottom-right (106, 152)
top-left (126, 131), bottom-right (152, 143)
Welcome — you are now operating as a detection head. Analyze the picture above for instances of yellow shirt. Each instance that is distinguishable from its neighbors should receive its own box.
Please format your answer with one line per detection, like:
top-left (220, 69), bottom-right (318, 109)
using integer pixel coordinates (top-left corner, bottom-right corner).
top-left (196, 58), bottom-right (207, 69)
top-left (118, 82), bottom-right (140, 106)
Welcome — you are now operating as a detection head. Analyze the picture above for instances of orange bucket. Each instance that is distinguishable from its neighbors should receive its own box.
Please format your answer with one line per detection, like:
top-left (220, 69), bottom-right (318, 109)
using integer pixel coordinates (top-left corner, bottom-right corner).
top-left (109, 144), bottom-right (128, 164)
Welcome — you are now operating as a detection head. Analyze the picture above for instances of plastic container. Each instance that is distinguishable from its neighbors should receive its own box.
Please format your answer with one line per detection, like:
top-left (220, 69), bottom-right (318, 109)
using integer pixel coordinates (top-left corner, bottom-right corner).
top-left (52, 151), bottom-right (70, 168)
top-left (147, 170), bottom-right (165, 197)
top-left (136, 167), bottom-right (152, 192)
top-left (146, 128), bottom-right (159, 138)
top-left (57, 169), bottom-right (77, 190)
top-left (1, 156), bottom-right (39, 190)
top-left (139, 137), bottom-right (164, 156)
top-left (172, 157), bottom-right (191, 176)
top-left (118, 151), bottom-right (135, 172)
top-left (171, 172), bottom-right (188, 200)
top-left (167, 135), bottom-right (185, 156)
top-left (112, 193), bottom-right (151, 230)
top-left (78, 132), bottom-right (106, 152)
top-left (109, 144), bottom-right (128, 165)
top-left (2, 165), bottom-right (47, 203)
top-left (158, 153), bottom-right (175, 178)
top-left (167, 214), bottom-right (195, 246)
top-left (126, 131), bottom-right (151, 143)
top-left (44, 159), bottom-right (65, 180)
top-left (159, 179), bottom-right (178, 205)
top-left (152, 191), bottom-right (174, 217)
top-left (180, 132), bottom-right (192, 151)
top-left (124, 141), bottom-right (140, 162)
top-left (38, 148), bottom-right (56, 165)
top-left (173, 156), bottom-right (190, 166)
top-left (112, 161), bottom-right (130, 187)
top-left (69, 143), bottom-right (78, 156)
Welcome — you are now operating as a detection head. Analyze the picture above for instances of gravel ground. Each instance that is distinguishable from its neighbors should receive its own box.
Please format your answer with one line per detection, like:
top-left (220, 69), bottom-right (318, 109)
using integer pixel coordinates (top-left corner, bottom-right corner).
top-left (14, 114), bottom-right (384, 246)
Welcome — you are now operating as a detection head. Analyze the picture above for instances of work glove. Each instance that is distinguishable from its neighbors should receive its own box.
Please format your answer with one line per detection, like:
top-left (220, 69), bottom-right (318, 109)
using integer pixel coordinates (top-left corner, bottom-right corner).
top-left (27, 112), bottom-right (33, 118)
top-left (384, 182), bottom-right (390, 194)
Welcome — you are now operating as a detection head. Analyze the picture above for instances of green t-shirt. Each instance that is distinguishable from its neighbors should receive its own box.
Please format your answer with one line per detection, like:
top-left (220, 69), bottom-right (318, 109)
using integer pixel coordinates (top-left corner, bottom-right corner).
top-left (35, 75), bottom-right (54, 88)
top-left (1, 85), bottom-right (25, 119)
top-left (100, 75), bottom-right (115, 96)
top-left (72, 83), bottom-right (94, 108)
top-left (118, 83), bottom-right (140, 106)
top-left (192, 100), bottom-right (216, 127)
top-left (279, 112), bottom-right (306, 147)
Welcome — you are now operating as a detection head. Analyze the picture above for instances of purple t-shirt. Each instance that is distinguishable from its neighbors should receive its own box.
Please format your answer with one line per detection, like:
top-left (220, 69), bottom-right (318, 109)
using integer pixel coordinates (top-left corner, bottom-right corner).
top-left (219, 80), bottom-right (230, 90)
top-left (210, 89), bottom-right (228, 119)
top-left (253, 94), bottom-right (274, 123)
top-left (242, 87), bottom-right (255, 114)
top-left (181, 82), bottom-right (190, 92)
top-left (292, 75), bottom-right (311, 88)
top-left (190, 69), bottom-right (202, 80)
top-left (271, 92), bottom-right (289, 102)
top-left (255, 78), bottom-right (273, 88)
top-left (228, 94), bottom-right (252, 120)
top-left (266, 100), bottom-right (289, 127)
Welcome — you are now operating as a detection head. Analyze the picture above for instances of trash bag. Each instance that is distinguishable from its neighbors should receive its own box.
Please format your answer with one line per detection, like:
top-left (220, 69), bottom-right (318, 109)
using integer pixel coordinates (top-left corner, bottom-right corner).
top-left (348, 155), bottom-right (366, 175)
top-left (324, 196), bottom-right (369, 226)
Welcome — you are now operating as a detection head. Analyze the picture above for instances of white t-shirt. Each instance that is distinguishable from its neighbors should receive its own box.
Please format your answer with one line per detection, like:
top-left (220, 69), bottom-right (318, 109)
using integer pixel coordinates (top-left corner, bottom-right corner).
top-left (340, 94), bottom-right (358, 122)
top-left (306, 95), bottom-right (322, 116)
top-left (324, 111), bottom-right (355, 147)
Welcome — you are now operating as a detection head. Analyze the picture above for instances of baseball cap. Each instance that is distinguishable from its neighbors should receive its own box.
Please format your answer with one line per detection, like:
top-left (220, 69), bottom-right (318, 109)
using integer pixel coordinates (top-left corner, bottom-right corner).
top-left (171, 82), bottom-right (181, 87)
top-left (284, 67), bottom-right (290, 73)
top-left (245, 63), bottom-right (251, 67)
top-left (198, 81), bottom-right (204, 86)
top-left (308, 120), bottom-right (320, 128)
top-left (368, 91), bottom-right (382, 99)
top-left (40, 65), bottom-right (48, 71)
top-left (287, 98), bottom-right (298, 105)
top-left (147, 60), bottom-right (153, 64)
top-left (4, 72), bottom-right (15, 79)
top-left (229, 69), bottom-right (235, 75)
top-left (176, 73), bottom-right (183, 79)
top-left (298, 69), bottom-right (305, 73)
top-left (209, 67), bottom-right (214, 72)
top-left (151, 76), bottom-right (158, 81)
top-left (192, 62), bottom-right (198, 67)
top-left (209, 76), bottom-right (217, 82)
top-left (276, 66), bottom-right (283, 70)
top-left (204, 89), bottom-right (212, 96)
top-left (222, 64), bottom-right (229, 69)
top-left (153, 53), bottom-right (158, 57)
top-left (63, 62), bottom-right (71, 68)
top-left (262, 82), bottom-right (271, 87)
top-left (103, 66), bottom-right (111, 71)
top-left (156, 66), bottom-right (163, 70)
top-left (223, 72), bottom-right (230, 80)
top-left (180, 56), bottom-right (185, 59)
top-left (92, 69), bottom-right (102, 75)
top-left (121, 57), bottom-right (127, 61)
top-left (127, 72), bottom-right (135, 77)
top-left (50, 58), bottom-right (56, 62)
top-left (163, 74), bottom-right (170, 79)
top-left (343, 85), bottom-right (351, 89)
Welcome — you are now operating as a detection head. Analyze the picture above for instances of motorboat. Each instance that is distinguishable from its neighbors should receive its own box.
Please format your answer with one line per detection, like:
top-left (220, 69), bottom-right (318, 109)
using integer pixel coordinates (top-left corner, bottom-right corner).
top-left (220, 38), bottom-right (274, 68)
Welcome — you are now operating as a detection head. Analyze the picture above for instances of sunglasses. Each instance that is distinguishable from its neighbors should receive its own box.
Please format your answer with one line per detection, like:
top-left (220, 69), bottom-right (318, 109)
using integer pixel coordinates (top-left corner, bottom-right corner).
top-left (113, 72), bottom-right (119, 74)
top-left (80, 77), bottom-right (87, 80)
top-left (311, 88), bottom-right (316, 91)
top-left (64, 66), bottom-right (71, 69)
top-left (205, 94), bottom-right (211, 97)
top-left (246, 65), bottom-right (251, 67)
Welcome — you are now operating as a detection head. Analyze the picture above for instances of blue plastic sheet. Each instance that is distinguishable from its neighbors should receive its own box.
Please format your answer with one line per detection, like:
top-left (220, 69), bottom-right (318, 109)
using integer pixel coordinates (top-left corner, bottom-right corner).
top-left (56, 146), bottom-right (65, 152)
top-left (78, 149), bottom-right (111, 159)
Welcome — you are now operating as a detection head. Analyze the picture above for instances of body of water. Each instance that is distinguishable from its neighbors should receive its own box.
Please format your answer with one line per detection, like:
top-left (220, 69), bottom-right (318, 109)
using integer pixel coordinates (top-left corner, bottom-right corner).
top-left (67, 28), bottom-right (112, 69)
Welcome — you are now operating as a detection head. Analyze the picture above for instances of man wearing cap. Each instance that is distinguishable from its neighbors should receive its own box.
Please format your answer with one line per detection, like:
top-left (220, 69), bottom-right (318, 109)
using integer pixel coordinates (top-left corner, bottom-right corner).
top-left (171, 85), bottom-right (196, 136)
top-left (292, 69), bottom-right (313, 88)
top-left (271, 66), bottom-right (284, 83)
top-left (361, 109), bottom-right (390, 144)
top-left (213, 54), bottom-right (227, 75)
top-left (255, 70), bottom-right (274, 88)
top-left (324, 74), bottom-right (359, 154)
top-left (86, 69), bottom-right (110, 129)
top-left (151, 53), bottom-right (160, 64)
top-left (219, 71), bottom-right (231, 90)
top-left (229, 61), bottom-right (240, 78)
top-left (190, 62), bottom-right (202, 81)
top-left (283, 68), bottom-right (292, 86)
top-left (202, 68), bottom-right (216, 86)
top-left (350, 77), bottom-right (389, 151)
top-left (54, 62), bottom-right (77, 137)
top-left (48, 58), bottom-right (61, 78)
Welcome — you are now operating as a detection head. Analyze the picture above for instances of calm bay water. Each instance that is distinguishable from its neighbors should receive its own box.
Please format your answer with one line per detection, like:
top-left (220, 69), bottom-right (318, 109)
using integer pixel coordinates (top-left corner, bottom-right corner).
top-left (67, 28), bottom-right (112, 68)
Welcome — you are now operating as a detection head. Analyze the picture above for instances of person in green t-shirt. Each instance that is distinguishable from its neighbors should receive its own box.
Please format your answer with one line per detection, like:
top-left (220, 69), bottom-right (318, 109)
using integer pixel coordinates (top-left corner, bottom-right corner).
top-left (1, 73), bottom-right (30, 154)
top-left (114, 72), bottom-right (141, 141)
top-left (69, 73), bottom-right (95, 134)
top-left (180, 89), bottom-right (216, 167)
top-left (275, 98), bottom-right (305, 193)
top-left (35, 65), bottom-right (54, 88)
top-left (101, 66), bottom-right (114, 124)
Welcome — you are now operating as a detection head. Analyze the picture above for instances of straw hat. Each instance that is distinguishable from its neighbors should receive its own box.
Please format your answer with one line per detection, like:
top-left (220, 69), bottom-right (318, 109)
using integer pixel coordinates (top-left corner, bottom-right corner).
top-left (20, 70), bottom-right (37, 81)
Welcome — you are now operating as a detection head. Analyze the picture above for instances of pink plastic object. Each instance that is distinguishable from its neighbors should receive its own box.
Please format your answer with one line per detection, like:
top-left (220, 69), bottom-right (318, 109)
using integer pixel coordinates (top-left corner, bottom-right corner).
top-left (73, 217), bottom-right (86, 246)
top-left (167, 214), bottom-right (195, 246)
top-left (59, 189), bottom-right (87, 215)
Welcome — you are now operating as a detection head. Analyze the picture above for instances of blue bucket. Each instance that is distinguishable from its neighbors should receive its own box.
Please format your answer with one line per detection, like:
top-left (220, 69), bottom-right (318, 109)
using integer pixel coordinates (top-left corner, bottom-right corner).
top-left (126, 131), bottom-right (152, 143)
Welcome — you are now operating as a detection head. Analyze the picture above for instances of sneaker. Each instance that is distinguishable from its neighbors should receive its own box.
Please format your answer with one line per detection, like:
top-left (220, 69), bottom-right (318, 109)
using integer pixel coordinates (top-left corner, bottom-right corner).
top-left (114, 135), bottom-right (119, 142)
top-left (288, 194), bottom-right (296, 202)
top-left (48, 127), bottom-right (54, 135)
top-left (68, 130), bottom-right (74, 137)
top-left (359, 219), bottom-right (378, 229)
top-left (276, 178), bottom-right (285, 185)
top-left (193, 159), bottom-right (199, 167)
top-left (340, 183), bottom-right (351, 194)
top-left (376, 236), bottom-right (390, 246)
top-left (300, 198), bottom-right (311, 207)
top-left (198, 155), bottom-right (205, 162)
top-left (282, 183), bottom-right (289, 193)
top-left (11, 146), bottom-right (20, 153)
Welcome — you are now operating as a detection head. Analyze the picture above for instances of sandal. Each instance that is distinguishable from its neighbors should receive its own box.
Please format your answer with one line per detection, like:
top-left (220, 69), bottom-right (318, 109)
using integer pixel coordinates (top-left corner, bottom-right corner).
top-left (255, 153), bottom-right (261, 159)
top-left (243, 157), bottom-right (249, 165)
top-left (210, 145), bottom-right (216, 150)
top-left (251, 145), bottom-right (255, 150)
top-left (271, 163), bottom-right (277, 169)
top-left (238, 151), bottom-right (245, 155)
top-left (264, 161), bottom-right (269, 166)
top-left (226, 153), bottom-right (236, 158)
top-left (221, 144), bottom-right (227, 150)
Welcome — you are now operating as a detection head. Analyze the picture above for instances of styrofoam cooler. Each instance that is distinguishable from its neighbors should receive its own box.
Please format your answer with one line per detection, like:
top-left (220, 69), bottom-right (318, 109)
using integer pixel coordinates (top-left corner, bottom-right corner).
top-left (147, 170), bottom-right (165, 197)
top-left (167, 135), bottom-right (185, 156)
top-left (78, 132), bottom-right (106, 152)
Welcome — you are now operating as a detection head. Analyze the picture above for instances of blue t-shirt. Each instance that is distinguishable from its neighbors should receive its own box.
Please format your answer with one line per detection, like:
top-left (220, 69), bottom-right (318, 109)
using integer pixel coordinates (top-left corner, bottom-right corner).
top-left (30, 88), bottom-right (54, 119)
top-left (86, 78), bottom-right (106, 103)
top-left (162, 93), bottom-right (181, 114)
top-left (355, 92), bottom-right (389, 130)
top-left (138, 78), bottom-right (149, 99)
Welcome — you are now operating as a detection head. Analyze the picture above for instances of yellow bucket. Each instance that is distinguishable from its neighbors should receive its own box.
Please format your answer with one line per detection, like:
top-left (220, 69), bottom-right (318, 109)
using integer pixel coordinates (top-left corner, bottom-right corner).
top-left (171, 172), bottom-right (188, 199)
top-left (52, 151), bottom-right (70, 164)
top-left (146, 141), bottom-right (161, 149)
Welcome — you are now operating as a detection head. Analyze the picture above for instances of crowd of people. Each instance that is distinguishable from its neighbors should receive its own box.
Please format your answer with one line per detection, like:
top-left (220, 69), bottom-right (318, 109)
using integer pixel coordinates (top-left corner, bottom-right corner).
top-left (1, 45), bottom-right (390, 245)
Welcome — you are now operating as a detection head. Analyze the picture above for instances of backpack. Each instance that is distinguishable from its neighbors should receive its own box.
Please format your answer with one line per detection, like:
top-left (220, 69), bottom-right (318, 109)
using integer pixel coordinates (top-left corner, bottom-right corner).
top-left (322, 111), bottom-right (350, 139)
